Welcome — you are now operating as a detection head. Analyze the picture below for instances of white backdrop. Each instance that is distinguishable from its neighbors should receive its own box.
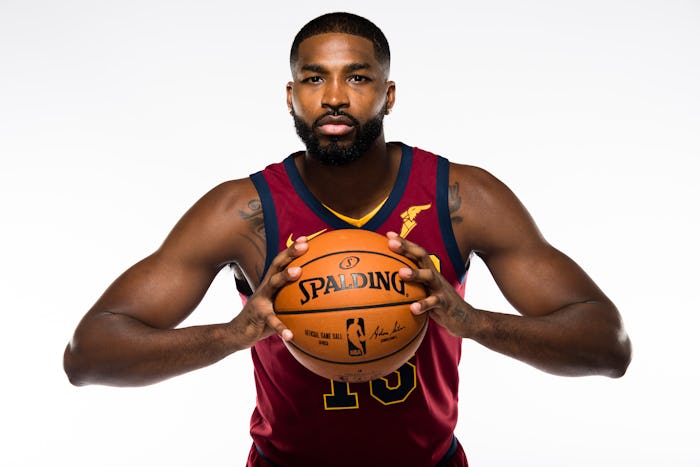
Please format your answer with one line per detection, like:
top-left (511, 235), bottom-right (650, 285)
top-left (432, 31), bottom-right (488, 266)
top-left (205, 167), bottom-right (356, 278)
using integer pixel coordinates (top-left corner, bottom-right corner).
top-left (1, 1), bottom-right (698, 466)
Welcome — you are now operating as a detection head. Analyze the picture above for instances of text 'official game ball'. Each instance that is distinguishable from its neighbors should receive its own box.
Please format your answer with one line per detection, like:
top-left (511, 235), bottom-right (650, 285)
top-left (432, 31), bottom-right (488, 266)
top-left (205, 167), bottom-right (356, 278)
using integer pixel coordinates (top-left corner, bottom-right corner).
top-left (274, 229), bottom-right (428, 382)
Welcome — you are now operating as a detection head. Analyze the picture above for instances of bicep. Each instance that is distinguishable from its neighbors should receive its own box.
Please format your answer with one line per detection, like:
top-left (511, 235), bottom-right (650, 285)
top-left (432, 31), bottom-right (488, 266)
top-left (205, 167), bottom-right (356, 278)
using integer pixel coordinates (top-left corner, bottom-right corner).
top-left (455, 165), bottom-right (610, 317)
top-left (79, 180), bottom-right (255, 330)
top-left (482, 243), bottom-right (611, 317)
top-left (86, 251), bottom-right (221, 329)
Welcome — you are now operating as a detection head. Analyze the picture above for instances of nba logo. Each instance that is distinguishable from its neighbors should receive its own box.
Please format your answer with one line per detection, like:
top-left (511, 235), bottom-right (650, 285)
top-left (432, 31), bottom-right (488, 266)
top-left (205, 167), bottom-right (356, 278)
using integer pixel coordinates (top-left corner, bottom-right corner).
top-left (346, 318), bottom-right (366, 356)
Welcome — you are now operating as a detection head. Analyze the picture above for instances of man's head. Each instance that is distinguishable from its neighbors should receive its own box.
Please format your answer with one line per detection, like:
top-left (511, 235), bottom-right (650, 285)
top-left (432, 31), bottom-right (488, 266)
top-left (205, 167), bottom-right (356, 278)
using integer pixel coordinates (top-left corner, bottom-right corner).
top-left (290, 12), bottom-right (391, 80)
top-left (287, 13), bottom-right (395, 166)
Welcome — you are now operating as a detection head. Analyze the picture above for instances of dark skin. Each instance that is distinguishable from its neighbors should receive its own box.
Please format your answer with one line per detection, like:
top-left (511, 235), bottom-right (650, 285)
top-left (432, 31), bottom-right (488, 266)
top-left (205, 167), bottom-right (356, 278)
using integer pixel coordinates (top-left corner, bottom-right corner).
top-left (64, 33), bottom-right (630, 387)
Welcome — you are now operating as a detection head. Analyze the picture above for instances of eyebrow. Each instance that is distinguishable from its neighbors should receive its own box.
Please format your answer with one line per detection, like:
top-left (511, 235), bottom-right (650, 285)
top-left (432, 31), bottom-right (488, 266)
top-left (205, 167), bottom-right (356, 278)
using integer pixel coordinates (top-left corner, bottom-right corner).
top-left (300, 62), bottom-right (373, 74)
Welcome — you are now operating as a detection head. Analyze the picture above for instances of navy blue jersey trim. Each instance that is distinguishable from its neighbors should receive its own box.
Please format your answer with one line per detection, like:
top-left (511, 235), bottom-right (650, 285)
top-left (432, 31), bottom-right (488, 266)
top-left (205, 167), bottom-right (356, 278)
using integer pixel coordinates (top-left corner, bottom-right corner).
top-left (283, 155), bottom-right (351, 228)
top-left (436, 156), bottom-right (467, 280)
top-left (250, 171), bottom-right (279, 277)
top-left (435, 436), bottom-right (458, 466)
top-left (256, 436), bottom-right (456, 467)
top-left (254, 444), bottom-right (280, 466)
top-left (282, 145), bottom-right (413, 231)
top-left (364, 143), bottom-right (412, 231)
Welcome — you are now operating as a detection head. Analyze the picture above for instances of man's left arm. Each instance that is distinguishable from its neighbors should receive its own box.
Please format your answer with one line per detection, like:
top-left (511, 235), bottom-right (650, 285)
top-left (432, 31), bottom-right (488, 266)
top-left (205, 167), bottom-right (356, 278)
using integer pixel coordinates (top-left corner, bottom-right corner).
top-left (388, 165), bottom-right (631, 378)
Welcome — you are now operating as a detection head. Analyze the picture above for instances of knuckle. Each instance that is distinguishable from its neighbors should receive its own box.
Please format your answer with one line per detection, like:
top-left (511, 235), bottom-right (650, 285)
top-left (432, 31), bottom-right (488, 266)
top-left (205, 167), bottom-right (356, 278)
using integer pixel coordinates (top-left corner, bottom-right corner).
top-left (270, 255), bottom-right (288, 270)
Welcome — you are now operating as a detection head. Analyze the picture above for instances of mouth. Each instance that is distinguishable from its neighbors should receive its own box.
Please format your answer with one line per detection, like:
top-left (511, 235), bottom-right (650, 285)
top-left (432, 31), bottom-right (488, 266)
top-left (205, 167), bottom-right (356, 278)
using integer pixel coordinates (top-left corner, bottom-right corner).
top-left (314, 114), bottom-right (358, 137)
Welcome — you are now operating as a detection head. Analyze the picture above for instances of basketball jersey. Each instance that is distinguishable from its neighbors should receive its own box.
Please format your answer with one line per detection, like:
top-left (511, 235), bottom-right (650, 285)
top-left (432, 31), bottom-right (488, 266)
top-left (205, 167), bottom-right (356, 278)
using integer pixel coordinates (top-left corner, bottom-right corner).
top-left (248, 143), bottom-right (468, 466)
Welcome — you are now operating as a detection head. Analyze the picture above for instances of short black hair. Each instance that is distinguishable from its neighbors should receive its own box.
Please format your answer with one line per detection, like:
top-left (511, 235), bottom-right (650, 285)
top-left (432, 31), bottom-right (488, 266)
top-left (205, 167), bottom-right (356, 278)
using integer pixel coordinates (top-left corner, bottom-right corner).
top-left (290, 12), bottom-right (390, 74)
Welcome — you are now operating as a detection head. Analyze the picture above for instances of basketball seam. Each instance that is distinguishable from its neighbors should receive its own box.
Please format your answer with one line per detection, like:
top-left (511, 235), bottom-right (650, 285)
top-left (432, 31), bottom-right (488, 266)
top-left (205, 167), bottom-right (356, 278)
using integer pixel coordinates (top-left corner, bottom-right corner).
top-left (298, 249), bottom-right (418, 269)
top-left (286, 317), bottom-right (429, 366)
top-left (275, 300), bottom-right (418, 315)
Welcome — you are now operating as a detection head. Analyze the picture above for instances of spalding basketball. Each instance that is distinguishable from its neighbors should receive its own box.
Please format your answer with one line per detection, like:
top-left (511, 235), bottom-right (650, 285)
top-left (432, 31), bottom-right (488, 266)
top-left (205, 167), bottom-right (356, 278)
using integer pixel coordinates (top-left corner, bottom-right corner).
top-left (274, 229), bottom-right (428, 383)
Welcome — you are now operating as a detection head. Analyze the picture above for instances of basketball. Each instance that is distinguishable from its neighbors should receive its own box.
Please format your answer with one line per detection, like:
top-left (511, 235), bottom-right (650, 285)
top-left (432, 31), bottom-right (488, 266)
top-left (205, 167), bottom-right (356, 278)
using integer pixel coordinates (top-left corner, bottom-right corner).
top-left (274, 229), bottom-right (428, 383)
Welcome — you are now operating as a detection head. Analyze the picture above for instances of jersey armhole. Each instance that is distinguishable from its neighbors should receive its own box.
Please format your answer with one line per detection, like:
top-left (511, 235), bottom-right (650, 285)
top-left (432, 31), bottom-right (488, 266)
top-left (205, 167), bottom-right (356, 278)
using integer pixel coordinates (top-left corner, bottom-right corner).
top-left (436, 156), bottom-right (468, 280)
top-left (250, 171), bottom-right (279, 277)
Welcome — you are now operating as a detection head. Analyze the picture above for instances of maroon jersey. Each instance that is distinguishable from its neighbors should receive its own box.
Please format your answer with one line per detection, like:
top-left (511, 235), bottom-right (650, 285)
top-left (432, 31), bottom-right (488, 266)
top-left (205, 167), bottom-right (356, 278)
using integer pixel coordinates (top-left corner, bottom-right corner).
top-left (248, 143), bottom-right (468, 466)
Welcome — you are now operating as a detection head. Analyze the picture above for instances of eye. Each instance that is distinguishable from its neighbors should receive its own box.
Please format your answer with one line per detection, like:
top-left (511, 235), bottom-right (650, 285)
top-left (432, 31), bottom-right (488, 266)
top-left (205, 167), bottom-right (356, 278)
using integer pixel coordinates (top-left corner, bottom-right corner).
top-left (302, 76), bottom-right (323, 84)
top-left (349, 75), bottom-right (369, 83)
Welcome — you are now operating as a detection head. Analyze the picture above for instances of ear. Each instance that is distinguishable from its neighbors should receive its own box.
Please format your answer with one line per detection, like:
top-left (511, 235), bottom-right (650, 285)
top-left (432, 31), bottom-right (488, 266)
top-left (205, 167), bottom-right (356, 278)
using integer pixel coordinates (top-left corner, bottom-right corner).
top-left (286, 82), bottom-right (294, 114)
top-left (385, 80), bottom-right (396, 114)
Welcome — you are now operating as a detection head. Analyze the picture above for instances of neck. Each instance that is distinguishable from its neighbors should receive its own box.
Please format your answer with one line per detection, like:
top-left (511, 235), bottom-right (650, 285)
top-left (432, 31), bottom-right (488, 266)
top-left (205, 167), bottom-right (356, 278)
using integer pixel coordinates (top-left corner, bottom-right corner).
top-left (296, 137), bottom-right (400, 218)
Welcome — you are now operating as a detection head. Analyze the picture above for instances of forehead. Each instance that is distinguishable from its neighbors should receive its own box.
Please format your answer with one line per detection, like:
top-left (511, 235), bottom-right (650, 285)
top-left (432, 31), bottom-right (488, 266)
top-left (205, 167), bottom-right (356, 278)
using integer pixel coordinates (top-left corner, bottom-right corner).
top-left (294, 33), bottom-right (380, 70)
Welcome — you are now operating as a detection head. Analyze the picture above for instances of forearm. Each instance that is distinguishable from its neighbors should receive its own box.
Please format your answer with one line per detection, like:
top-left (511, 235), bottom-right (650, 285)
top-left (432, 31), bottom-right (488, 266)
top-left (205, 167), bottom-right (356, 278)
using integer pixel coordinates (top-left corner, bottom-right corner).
top-left (64, 312), bottom-right (244, 387)
top-left (467, 301), bottom-right (631, 378)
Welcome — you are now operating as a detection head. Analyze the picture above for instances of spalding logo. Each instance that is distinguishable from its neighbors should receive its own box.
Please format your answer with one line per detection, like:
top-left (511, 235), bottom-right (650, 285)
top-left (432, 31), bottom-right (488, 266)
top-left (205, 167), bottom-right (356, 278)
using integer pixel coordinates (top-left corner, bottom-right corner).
top-left (338, 256), bottom-right (360, 270)
top-left (298, 271), bottom-right (407, 305)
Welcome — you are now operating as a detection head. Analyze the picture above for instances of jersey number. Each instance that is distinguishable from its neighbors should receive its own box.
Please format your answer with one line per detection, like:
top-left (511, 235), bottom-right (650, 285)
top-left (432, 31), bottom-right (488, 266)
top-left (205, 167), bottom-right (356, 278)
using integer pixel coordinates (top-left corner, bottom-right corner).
top-left (322, 255), bottom-right (439, 410)
top-left (323, 361), bottom-right (417, 410)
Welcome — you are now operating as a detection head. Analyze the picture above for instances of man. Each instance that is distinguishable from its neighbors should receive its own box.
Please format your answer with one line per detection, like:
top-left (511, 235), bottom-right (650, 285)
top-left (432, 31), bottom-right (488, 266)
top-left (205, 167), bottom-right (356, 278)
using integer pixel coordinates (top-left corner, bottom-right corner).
top-left (64, 12), bottom-right (631, 466)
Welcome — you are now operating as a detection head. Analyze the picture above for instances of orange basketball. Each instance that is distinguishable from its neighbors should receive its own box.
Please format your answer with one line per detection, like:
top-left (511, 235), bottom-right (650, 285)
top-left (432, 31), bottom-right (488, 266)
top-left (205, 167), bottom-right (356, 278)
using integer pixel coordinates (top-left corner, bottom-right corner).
top-left (274, 229), bottom-right (428, 383)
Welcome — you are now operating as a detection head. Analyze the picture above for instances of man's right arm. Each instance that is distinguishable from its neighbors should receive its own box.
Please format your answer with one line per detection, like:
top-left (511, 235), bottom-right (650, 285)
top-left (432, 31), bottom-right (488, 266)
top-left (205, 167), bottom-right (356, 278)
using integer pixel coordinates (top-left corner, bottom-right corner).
top-left (63, 180), bottom-right (306, 387)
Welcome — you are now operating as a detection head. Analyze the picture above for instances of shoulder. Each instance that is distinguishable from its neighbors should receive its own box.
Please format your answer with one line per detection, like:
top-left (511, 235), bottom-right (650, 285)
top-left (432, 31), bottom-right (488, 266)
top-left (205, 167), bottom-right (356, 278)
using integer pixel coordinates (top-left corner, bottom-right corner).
top-left (446, 162), bottom-right (544, 257)
top-left (159, 177), bottom-right (261, 267)
top-left (178, 178), bottom-right (258, 234)
top-left (195, 178), bottom-right (259, 219)
top-left (448, 163), bottom-right (513, 210)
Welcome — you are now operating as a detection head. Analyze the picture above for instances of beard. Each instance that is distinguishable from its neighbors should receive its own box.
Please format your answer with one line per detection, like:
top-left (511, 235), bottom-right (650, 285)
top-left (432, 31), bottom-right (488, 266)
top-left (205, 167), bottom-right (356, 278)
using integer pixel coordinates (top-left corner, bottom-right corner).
top-left (292, 106), bottom-right (386, 166)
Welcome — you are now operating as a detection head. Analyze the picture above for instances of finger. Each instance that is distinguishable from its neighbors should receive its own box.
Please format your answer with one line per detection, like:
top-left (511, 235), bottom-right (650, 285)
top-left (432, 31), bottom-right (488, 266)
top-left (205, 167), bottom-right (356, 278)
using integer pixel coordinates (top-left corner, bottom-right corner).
top-left (386, 232), bottom-right (430, 267)
top-left (267, 265), bottom-right (302, 291)
top-left (268, 237), bottom-right (309, 272)
top-left (410, 295), bottom-right (442, 315)
top-left (255, 266), bottom-right (301, 303)
top-left (272, 238), bottom-right (308, 271)
top-left (398, 267), bottom-right (441, 292)
top-left (266, 312), bottom-right (294, 341)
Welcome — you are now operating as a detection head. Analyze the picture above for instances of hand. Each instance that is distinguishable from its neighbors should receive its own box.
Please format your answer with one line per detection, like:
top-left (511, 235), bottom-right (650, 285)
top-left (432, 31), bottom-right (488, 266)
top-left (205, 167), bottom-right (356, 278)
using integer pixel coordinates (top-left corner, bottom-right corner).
top-left (387, 232), bottom-right (477, 338)
top-left (229, 238), bottom-right (308, 349)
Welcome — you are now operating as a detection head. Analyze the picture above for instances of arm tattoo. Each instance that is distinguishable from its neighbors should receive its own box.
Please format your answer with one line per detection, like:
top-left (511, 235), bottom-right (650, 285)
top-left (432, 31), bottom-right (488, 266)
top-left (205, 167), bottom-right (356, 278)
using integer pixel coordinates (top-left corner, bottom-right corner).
top-left (238, 199), bottom-right (266, 277)
top-left (448, 182), bottom-right (463, 224)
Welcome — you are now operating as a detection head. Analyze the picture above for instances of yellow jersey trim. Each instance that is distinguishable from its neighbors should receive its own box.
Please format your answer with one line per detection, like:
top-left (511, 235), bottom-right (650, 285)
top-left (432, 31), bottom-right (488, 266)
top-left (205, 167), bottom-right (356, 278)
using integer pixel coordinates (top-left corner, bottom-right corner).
top-left (323, 197), bottom-right (388, 228)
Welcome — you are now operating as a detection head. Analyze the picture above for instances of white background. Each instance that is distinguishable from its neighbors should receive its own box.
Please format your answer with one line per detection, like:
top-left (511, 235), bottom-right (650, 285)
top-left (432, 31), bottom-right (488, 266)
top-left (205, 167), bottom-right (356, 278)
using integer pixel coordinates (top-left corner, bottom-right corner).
top-left (1, 0), bottom-right (698, 465)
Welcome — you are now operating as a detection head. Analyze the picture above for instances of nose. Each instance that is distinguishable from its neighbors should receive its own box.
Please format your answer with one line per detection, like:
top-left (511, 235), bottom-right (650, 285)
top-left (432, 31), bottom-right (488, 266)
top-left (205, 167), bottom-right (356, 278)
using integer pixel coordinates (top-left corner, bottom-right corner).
top-left (321, 77), bottom-right (349, 112)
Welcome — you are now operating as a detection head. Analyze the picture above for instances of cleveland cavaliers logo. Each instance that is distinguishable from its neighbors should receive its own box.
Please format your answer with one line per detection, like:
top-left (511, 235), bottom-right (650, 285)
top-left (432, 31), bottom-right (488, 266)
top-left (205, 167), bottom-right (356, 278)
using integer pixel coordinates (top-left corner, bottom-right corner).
top-left (400, 203), bottom-right (432, 238)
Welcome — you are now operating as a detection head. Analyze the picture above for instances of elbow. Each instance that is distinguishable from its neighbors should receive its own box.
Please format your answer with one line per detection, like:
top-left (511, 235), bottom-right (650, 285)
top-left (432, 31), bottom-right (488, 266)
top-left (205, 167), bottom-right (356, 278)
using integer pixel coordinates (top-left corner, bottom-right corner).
top-left (601, 328), bottom-right (632, 378)
top-left (64, 311), bottom-right (123, 387)
top-left (63, 342), bottom-right (93, 387)
top-left (594, 304), bottom-right (632, 378)
top-left (63, 344), bottom-right (84, 386)
top-left (608, 337), bottom-right (632, 378)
